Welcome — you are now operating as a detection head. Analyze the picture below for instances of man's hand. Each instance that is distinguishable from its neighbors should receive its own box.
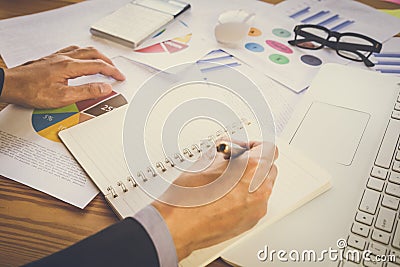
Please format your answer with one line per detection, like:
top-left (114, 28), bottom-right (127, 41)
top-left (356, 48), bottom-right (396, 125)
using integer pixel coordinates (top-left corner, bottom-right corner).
top-left (0, 45), bottom-right (125, 109)
top-left (152, 142), bottom-right (278, 260)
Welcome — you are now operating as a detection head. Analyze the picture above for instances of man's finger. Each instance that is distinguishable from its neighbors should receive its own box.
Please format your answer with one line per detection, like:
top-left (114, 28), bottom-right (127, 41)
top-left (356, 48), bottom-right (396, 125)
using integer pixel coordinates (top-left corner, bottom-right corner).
top-left (252, 164), bottom-right (278, 196)
top-left (62, 83), bottom-right (113, 104)
top-left (64, 47), bottom-right (115, 65)
top-left (67, 59), bottom-right (126, 81)
top-left (56, 45), bottom-right (80, 54)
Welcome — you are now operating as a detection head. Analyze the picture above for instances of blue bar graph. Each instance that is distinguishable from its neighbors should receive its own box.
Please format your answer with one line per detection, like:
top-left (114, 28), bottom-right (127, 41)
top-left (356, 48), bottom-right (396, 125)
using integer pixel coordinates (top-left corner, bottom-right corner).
top-left (318, 14), bottom-right (340, 26)
top-left (197, 55), bottom-right (233, 63)
top-left (374, 53), bottom-right (400, 58)
top-left (375, 61), bottom-right (400, 66)
top-left (330, 20), bottom-right (355, 31)
top-left (376, 69), bottom-right (400, 74)
top-left (200, 63), bottom-right (242, 73)
top-left (301, 10), bottom-right (330, 23)
top-left (197, 49), bottom-right (241, 73)
top-left (289, 7), bottom-right (310, 19)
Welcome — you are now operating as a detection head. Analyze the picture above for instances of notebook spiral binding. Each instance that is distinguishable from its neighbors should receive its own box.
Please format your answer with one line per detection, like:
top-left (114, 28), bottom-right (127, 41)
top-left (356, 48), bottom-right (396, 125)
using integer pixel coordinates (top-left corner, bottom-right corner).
top-left (106, 118), bottom-right (252, 198)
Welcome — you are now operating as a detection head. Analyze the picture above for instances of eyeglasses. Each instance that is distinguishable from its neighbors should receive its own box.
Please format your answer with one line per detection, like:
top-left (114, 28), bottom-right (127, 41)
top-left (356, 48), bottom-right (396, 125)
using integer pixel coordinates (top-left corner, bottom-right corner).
top-left (288, 24), bottom-right (382, 67)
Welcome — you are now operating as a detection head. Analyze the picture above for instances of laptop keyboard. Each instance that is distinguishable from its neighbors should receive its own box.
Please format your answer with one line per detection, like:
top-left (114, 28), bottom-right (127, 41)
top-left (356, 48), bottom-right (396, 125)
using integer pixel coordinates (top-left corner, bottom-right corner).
top-left (341, 94), bottom-right (400, 266)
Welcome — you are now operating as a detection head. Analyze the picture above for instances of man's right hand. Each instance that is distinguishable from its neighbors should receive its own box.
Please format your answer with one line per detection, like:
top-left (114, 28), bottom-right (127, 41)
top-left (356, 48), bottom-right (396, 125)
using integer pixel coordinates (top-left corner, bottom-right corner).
top-left (152, 142), bottom-right (278, 260)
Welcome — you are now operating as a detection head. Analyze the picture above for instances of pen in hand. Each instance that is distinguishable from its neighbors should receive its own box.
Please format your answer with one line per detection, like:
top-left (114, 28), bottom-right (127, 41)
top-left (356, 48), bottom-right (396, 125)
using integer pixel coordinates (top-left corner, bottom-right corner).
top-left (216, 141), bottom-right (249, 160)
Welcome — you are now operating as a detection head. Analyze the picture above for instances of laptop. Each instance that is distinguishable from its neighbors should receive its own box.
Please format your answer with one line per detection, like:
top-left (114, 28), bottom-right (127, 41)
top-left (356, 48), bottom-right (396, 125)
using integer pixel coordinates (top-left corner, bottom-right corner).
top-left (221, 63), bottom-right (400, 266)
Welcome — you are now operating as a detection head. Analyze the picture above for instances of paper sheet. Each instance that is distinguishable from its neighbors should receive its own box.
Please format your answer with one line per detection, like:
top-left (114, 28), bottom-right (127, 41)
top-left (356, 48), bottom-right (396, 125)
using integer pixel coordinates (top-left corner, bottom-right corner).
top-left (372, 38), bottom-right (400, 76)
top-left (219, 0), bottom-right (400, 92)
top-left (0, 0), bottom-right (213, 71)
top-left (0, 57), bottom-right (157, 208)
top-left (0, 0), bottom-right (132, 68)
top-left (196, 49), bottom-right (301, 135)
top-left (275, 0), bottom-right (400, 42)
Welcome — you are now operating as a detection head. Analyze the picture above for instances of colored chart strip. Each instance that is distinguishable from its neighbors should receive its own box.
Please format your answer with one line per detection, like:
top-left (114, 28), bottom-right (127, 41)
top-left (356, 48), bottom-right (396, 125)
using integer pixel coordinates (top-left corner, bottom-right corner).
top-left (32, 112), bottom-right (77, 132)
top-left (76, 91), bottom-right (117, 111)
top-left (197, 49), bottom-right (241, 73)
top-left (84, 94), bottom-right (128, 116)
top-left (330, 20), bottom-right (354, 31)
top-left (32, 90), bottom-right (128, 142)
top-left (375, 61), bottom-right (400, 66)
top-left (33, 103), bottom-right (78, 114)
top-left (163, 40), bottom-right (188, 53)
top-left (301, 10), bottom-right (330, 23)
top-left (38, 113), bottom-right (80, 142)
top-left (374, 53), bottom-right (400, 58)
top-left (199, 62), bottom-right (242, 73)
top-left (135, 34), bottom-right (191, 54)
top-left (318, 14), bottom-right (340, 26)
top-left (373, 52), bottom-right (400, 75)
top-left (289, 7), bottom-right (310, 19)
top-left (376, 69), bottom-right (400, 74)
top-left (79, 113), bottom-right (95, 123)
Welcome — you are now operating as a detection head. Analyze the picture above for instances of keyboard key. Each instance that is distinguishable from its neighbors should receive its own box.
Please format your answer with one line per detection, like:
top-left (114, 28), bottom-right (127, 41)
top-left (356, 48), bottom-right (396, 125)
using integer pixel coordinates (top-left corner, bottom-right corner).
top-left (367, 177), bottom-right (385, 191)
top-left (368, 242), bottom-right (387, 255)
top-left (382, 195), bottom-right (400, 210)
top-left (347, 234), bottom-right (366, 250)
top-left (393, 222), bottom-right (400, 249)
top-left (390, 171), bottom-right (400, 184)
top-left (364, 255), bottom-right (383, 267)
top-left (388, 249), bottom-right (400, 266)
top-left (393, 111), bottom-right (400, 120)
top-left (395, 102), bottom-right (400, 111)
top-left (375, 119), bottom-right (400, 169)
top-left (371, 229), bottom-right (390, 244)
top-left (386, 182), bottom-right (400, 198)
top-left (364, 256), bottom-right (383, 267)
top-left (389, 249), bottom-right (400, 264)
top-left (375, 207), bottom-right (396, 232)
top-left (393, 161), bottom-right (400, 173)
top-left (359, 189), bottom-right (381, 214)
top-left (341, 260), bottom-right (359, 267)
top-left (355, 211), bottom-right (374, 226)
top-left (371, 166), bottom-right (388, 180)
top-left (396, 151), bottom-right (400, 161)
top-left (351, 222), bottom-right (370, 237)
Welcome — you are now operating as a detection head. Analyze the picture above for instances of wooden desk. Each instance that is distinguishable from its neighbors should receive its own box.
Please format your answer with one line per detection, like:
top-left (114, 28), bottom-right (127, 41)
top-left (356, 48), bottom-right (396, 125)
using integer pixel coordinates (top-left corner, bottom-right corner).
top-left (0, 1), bottom-right (398, 266)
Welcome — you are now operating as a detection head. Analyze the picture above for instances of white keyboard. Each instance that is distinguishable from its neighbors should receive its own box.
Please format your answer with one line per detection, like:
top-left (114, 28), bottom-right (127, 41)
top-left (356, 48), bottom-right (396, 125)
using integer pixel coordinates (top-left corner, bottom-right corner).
top-left (341, 94), bottom-right (400, 266)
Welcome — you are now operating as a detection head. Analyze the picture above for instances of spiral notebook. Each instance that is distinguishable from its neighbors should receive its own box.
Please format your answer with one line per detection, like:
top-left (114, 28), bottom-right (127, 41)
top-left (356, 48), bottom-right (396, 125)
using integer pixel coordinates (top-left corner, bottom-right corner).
top-left (59, 104), bottom-right (331, 266)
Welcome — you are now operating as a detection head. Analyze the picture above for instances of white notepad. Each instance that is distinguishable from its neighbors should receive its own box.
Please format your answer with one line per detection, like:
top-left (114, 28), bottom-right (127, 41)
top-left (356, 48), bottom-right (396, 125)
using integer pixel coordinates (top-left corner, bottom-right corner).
top-left (59, 105), bottom-right (331, 266)
top-left (90, 0), bottom-right (190, 48)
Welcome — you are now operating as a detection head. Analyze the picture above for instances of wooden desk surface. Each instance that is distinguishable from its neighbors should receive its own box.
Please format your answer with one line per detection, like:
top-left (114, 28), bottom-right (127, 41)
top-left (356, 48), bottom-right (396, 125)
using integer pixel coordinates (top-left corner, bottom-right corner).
top-left (0, 1), bottom-right (398, 266)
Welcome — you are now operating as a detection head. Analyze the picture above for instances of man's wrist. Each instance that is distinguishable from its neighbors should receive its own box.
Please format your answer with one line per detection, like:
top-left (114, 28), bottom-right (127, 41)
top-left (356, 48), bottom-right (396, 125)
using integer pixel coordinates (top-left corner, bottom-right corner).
top-left (134, 205), bottom-right (179, 266)
top-left (151, 201), bottom-right (194, 261)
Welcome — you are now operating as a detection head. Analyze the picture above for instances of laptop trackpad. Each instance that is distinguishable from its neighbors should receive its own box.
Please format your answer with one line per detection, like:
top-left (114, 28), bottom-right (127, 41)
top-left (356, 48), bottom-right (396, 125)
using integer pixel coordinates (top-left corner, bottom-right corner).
top-left (290, 102), bottom-right (370, 166)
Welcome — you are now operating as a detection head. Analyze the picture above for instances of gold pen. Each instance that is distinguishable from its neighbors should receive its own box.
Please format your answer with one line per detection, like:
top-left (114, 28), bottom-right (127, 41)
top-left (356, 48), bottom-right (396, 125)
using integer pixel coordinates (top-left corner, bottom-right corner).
top-left (216, 141), bottom-right (248, 159)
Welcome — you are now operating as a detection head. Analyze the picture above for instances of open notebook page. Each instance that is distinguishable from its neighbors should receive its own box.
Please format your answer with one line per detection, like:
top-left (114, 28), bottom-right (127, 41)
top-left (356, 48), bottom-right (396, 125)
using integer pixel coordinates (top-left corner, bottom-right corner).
top-left (59, 104), bottom-right (330, 266)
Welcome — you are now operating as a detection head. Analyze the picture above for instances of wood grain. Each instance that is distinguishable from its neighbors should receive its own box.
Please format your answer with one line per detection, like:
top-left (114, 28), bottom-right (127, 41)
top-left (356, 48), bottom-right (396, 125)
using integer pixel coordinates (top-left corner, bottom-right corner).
top-left (0, 0), bottom-right (398, 266)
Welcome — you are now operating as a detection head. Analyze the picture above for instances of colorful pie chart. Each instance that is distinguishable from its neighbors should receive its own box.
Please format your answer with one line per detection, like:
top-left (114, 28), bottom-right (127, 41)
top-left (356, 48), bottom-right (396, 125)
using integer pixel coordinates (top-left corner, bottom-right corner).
top-left (32, 92), bottom-right (127, 142)
top-left (135, 33), bottom-right (192, 54)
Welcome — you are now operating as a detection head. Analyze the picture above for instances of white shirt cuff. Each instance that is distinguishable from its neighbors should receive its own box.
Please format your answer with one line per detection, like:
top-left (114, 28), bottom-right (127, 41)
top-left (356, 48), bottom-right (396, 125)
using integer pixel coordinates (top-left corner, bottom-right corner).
top-left (133, 205), bottom-right (178, 267)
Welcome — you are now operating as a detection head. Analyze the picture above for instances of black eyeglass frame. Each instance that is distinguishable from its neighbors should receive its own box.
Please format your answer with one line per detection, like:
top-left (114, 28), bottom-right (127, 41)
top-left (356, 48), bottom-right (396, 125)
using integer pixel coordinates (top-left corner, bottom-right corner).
top-left (288, 24), bottom-right (382, 67)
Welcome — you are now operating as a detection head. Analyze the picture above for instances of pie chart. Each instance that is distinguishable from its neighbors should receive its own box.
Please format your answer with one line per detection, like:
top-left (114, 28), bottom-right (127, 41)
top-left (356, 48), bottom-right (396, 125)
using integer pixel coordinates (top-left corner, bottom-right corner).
top-left (134, 33), bottom-right (192, 54)
top-left (32, 91), bottom-right (127, 142)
